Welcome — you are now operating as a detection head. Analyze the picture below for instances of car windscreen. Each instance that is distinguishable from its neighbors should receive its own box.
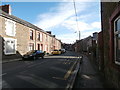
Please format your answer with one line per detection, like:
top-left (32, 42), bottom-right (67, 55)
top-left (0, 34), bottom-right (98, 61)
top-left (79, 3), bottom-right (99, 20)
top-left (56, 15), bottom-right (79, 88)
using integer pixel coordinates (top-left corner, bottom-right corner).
top-left (36, 50), bottom-right (44, 53)
top-left (26, 50), bottom-right (36, 54)
top-left (53, 50), bottom-right (58, 51)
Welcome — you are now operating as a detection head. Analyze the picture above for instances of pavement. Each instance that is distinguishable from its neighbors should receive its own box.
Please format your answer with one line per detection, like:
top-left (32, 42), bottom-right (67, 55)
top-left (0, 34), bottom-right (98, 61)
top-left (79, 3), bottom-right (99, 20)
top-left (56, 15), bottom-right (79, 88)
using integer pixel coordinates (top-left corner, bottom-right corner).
top-left (73, 54), bottom-right (106, 88)
top-left (1, 54), bottom-right (49, 64)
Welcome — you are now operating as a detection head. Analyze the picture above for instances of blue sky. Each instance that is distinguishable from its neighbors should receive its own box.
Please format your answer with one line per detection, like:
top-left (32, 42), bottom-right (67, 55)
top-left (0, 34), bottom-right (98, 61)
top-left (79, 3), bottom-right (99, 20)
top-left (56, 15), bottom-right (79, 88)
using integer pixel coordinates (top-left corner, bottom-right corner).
top-left (1, 1), bottom-right (101, 44)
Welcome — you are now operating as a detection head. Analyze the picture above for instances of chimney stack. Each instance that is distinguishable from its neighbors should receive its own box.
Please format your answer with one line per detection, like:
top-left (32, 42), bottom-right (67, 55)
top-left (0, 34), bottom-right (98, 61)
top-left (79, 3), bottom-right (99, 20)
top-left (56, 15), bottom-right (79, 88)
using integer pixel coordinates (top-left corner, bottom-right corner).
top-left (46, 31), bottom-right (52, 35)
top-left (0, 5), bottom-right (11, 15)
top-left (53, 35), bottom-right (55, 37)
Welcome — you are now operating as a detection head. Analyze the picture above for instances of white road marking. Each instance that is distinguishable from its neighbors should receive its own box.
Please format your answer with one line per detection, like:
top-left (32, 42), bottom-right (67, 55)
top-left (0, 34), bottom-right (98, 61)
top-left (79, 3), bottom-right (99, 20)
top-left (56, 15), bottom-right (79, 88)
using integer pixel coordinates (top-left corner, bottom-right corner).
top-left (0, 73), bottom-right (7, 76)
top-left (27, 60), bottom-right (48, 68)
top-left (52, 77), bottom-right (65, 80)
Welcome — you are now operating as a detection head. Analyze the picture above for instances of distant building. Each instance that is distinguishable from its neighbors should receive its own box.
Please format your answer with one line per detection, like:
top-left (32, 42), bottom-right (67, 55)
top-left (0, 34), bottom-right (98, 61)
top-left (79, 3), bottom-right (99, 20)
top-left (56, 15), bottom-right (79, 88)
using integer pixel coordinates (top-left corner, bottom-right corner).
top-left (72, 36), bottom-right (93, 53)
top-left (0, 5), bottom-right (61, 61)
top-left (93, 32), bottom-right (98, 44)
top-left (93, 32), bottom-right (98, 40)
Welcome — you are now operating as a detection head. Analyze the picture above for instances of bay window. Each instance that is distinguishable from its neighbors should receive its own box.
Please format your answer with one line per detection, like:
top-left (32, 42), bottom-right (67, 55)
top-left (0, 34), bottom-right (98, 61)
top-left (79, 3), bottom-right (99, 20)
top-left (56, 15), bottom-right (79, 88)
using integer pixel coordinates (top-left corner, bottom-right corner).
top-left (4, 38), bottom-right (16, 55)
top-left (114, 16), bottom-right (120, 65)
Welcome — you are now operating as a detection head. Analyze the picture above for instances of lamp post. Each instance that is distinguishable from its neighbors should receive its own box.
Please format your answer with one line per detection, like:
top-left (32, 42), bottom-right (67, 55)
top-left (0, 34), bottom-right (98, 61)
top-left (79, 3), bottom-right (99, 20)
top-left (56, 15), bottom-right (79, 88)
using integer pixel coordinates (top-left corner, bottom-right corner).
top-left (74, 31), bottom-right (80, 40)
top-left (79, 31), bottom-right (80, 40)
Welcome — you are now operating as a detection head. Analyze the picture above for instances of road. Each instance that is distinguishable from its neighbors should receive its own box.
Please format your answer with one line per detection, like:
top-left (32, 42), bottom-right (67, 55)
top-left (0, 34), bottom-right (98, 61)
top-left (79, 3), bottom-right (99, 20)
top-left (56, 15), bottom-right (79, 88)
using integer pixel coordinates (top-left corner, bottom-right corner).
top-left (2, 51), bottom-right (80, 88)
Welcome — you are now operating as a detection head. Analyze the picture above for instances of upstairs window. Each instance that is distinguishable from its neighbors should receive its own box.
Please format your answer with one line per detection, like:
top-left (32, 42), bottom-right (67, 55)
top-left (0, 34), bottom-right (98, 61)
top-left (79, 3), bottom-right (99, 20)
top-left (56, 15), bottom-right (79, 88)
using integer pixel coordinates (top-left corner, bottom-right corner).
top-left (30, 30), bottom-right (33, 40)
top-left (40, 33), bottom-right (43, 41)
top-left (114, 16), bottom-right (120, 65)
top-left (37, 33), bottom-right (40, 41)
top-left (5, 19), bottom-right (16, 36)
top-left (46, 34), bottom-right (48, 42)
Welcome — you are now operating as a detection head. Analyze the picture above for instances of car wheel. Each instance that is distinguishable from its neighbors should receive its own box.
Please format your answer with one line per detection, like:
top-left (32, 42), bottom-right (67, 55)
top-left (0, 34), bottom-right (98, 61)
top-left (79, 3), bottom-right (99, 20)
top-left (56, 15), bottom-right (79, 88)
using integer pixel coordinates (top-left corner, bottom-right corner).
top-left (22, 57), bottom-right (24, 60)
top-left (42, 56), bottom-right (44, 59)
top-left (33, 56), bottom-right (36, 60)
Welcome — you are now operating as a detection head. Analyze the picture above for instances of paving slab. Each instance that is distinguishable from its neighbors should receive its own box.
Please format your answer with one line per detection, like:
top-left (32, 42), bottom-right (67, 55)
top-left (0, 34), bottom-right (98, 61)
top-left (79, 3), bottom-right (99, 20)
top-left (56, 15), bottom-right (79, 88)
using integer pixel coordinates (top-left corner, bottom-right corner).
top-left (74, 54), bottom-right (106, 88)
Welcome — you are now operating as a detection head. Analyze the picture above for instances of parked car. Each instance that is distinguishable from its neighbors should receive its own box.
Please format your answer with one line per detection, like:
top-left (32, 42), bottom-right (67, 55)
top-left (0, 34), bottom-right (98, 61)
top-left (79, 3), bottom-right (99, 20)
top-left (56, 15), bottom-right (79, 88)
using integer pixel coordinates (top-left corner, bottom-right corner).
top-left (59, 49), bottom-right (66, 54)
top-left (22, 50), bottom-right (45, 60)
top-left (51, 49), bottom-right (61, 55)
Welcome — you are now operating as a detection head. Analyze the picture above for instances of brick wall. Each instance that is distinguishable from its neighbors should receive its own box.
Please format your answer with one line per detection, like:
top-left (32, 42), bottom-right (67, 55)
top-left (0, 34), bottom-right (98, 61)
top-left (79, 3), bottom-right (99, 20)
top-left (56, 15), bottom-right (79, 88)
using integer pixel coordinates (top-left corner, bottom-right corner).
top-left (101, 2), bottom-right (120, 88)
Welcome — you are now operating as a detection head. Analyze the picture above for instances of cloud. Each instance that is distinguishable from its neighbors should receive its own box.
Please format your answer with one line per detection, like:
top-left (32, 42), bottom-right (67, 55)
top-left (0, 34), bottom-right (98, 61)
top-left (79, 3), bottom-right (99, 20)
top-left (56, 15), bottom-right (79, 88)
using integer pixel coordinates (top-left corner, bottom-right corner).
top-left (62, 17), bottom-right (101, 32)
top-left (34, 2), bottom-right (101, 43)
top-left (56, 33), bottom-right (78, 44)
top-left (57, 26), bottom-right (101, 44)
top-left (91, 22), bottom-right (101, 28)
top-left (34, 2), bottom-right (88, 30)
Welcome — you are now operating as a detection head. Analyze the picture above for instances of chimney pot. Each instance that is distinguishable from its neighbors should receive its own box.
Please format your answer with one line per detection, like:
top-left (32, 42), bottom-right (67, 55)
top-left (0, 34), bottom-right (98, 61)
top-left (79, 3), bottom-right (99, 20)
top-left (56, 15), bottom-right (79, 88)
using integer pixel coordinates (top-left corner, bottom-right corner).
top-left (46, 31), bottom-right (52, 35)
top-left (0, 5), bottom-right (11, 15)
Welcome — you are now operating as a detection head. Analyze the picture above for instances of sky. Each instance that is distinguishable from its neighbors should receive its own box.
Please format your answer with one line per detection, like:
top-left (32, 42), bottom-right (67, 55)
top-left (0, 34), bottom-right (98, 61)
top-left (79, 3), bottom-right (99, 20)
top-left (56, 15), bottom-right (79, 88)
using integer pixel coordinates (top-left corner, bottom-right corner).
top-left (1, 0), bottom-right (101, 44)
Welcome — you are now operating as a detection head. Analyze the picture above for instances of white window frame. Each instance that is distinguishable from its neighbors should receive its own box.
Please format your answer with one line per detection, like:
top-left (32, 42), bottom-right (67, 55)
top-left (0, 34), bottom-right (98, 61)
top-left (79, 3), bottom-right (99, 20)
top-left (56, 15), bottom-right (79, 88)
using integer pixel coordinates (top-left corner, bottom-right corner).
top-left (30, 30), bottom-right (33, 40)
top-left (46, 34), bottom-right (47, 42)
top-left (114, 15), bottom-right (120, 65)
top-left (29, 43), bottom-right (34, 51)
top-left (4, 38), bottom-right (17, 55)
top-left (45, 45), bottom-right (47, 52)
top-left (40, 33), bottom-right (43, 41)
top-left (37, 33), bottom-right (40, 41)
top-left (5, 18), bottom-right (16, 37)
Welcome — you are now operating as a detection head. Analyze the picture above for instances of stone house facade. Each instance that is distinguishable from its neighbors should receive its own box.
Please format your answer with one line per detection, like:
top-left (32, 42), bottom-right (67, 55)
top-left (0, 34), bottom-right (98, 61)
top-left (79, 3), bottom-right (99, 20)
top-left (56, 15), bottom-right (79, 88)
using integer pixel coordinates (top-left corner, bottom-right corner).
top-left (72, 36), bottom-right (93, 53)
top-left (0, 5), bottom-right (61, 60)
top-left (100, 1), bottom-right (120, 88)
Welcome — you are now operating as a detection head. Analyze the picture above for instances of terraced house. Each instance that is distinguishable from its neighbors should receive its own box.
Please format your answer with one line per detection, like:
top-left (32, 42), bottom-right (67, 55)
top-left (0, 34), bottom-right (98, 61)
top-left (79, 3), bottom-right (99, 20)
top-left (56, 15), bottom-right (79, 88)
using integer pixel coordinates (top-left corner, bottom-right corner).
top-left (0, 5), bottom-right (61, 61)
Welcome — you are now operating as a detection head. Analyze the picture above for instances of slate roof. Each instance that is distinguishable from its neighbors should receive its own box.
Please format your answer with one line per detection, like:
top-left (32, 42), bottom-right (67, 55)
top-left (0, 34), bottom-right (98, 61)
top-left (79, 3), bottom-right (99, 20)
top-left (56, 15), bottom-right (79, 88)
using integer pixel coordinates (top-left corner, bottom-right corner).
top-left (0, 9), bottom-right (61, 42)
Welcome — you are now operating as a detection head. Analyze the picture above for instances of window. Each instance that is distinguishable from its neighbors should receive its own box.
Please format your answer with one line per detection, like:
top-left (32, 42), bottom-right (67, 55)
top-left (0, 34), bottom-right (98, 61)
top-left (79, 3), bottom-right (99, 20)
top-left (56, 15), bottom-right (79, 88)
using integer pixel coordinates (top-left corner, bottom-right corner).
top-left (40, 33), bottom-right (43, 41)
top-left (30, 30), bottom-right (33, 40)
top-left (40, 44), bottom-right (43, 51)
top-left (37, 33), bottom-right (40, 41)
top-left (29, 43), bottom-right (34, 51)
top-left (114, 16), bottom-right (120, 65)
top-left (38, 44), bottom-right (40, 50)
top-left (5, 19), bottom-right (16, 36)
top-left (46, 34), bottom-right (47, 41)
top-left (4, 38), bottom-right (16, 55)
top-left (45, 45), bottom-right (47, 51)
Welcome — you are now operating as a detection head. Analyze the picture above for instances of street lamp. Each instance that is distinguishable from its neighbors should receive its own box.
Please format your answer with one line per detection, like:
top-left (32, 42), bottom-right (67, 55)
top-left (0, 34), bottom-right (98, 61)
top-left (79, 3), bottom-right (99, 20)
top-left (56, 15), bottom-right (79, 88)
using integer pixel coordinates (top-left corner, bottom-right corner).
top-left (74, 31), bottom-right (80, 40)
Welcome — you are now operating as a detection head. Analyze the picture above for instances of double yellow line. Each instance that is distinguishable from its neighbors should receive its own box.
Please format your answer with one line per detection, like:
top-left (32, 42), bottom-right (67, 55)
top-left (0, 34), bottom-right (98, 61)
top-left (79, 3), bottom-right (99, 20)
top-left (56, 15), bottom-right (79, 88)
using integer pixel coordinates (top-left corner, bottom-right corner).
top-left (52, 59), bottom-right (78, 80)
top-left (64, 60), bottom-right (77, 80)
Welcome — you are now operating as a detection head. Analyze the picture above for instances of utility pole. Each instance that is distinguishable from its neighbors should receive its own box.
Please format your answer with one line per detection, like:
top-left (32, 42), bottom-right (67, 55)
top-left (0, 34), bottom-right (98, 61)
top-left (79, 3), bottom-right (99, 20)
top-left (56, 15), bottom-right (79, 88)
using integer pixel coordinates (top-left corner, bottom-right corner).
top-left (79, 31), bottom-right (80, 40)
top-left (73, 0), bottom-right (80, 40)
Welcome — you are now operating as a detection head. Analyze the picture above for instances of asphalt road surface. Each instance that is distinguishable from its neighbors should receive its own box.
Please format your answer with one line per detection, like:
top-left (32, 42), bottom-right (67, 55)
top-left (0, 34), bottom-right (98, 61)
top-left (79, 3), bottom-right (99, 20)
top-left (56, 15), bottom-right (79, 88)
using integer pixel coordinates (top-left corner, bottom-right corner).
top-left (2, 51), bottom-right (80, 88)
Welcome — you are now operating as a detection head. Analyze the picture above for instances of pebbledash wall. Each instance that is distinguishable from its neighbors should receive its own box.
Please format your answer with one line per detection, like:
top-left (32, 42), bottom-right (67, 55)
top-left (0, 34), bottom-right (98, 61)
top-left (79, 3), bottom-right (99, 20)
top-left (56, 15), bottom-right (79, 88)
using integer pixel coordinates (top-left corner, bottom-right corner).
top-left (0, 5), bottom-right (61, 60)
top-left (101, 2), bottom-right (120, 88)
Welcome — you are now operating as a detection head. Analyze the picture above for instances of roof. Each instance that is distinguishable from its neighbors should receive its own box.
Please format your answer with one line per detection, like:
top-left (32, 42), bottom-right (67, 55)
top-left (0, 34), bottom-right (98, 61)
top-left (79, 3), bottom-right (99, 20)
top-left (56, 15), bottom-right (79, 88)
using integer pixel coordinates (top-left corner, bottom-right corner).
top-left (0, 9), bottom-right (61, 42)
top-left (0, 9), bottom-right (44, 32)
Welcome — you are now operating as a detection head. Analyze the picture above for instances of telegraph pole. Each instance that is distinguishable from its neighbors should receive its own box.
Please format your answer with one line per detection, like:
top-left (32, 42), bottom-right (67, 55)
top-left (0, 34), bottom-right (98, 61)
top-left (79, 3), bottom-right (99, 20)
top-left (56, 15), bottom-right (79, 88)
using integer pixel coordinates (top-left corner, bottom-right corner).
top-left (73, 0), bottom-right (80, 40)
top-left (79, 31), bottom-right (80, 40)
